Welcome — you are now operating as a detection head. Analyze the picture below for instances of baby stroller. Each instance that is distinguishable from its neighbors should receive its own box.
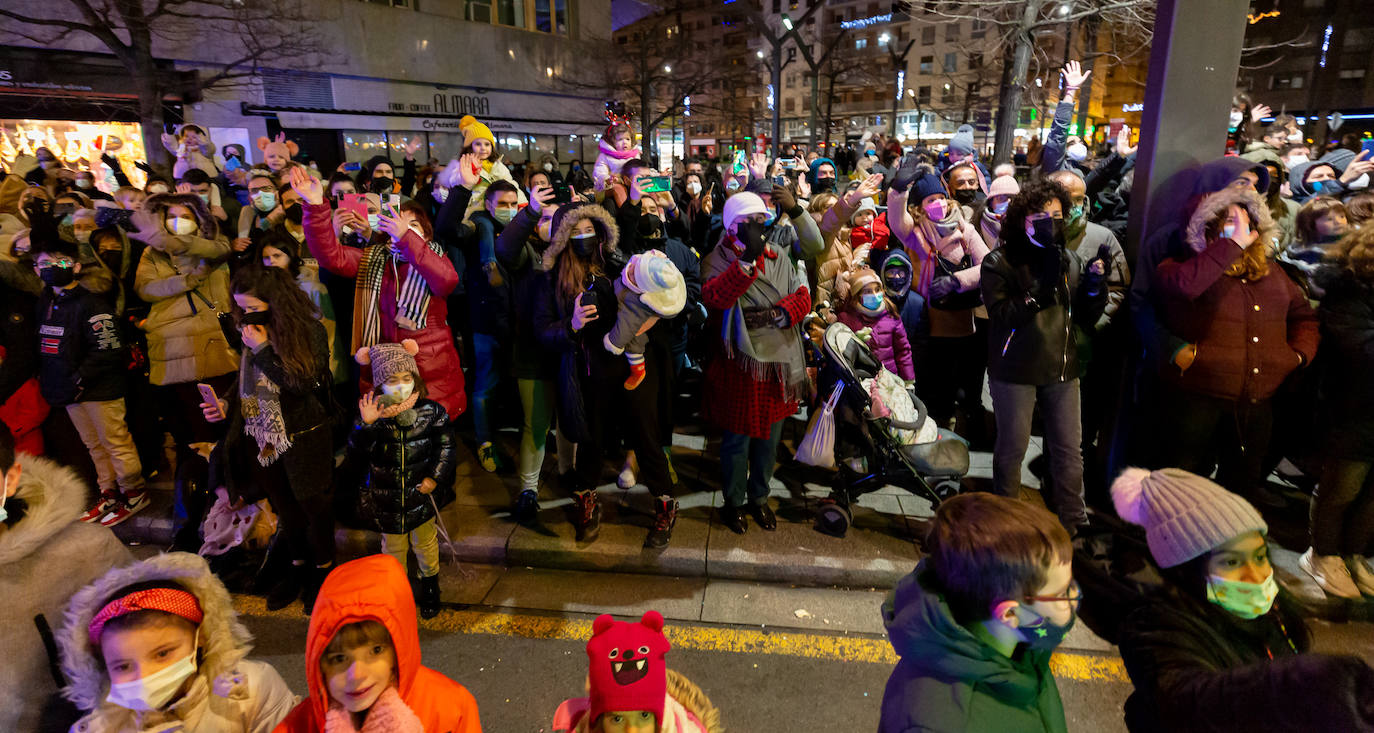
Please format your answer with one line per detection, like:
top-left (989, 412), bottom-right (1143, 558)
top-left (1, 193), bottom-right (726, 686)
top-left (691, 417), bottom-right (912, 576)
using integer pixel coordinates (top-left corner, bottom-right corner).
top-left (812, 322), bottom-right (970, 538)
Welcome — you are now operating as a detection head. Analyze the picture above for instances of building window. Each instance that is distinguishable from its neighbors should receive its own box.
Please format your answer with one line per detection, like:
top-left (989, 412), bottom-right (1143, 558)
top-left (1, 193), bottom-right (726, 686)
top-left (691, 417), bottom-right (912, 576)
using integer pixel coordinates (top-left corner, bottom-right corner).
top-left (1339, 68), bottom-right (1366, 81)
top-left (945, 22), bottom-right (959, 41)
top-left (919, 55), bottom-right (932, 74)
top-left (922, 26), bottom-right (934, 45)
top-left (971, 19), bottom-right (986, 37)
top-left (1269, 73), bottom-right (1305, 89)
top-left (878, 34), bottom-right (889, 47)
top-left (497, 0), bottom-right (524, 26)
top-left (856, 37), bottom-right (868, 49)
top-left (917, 86), bottom-right (931, 104)
top-left (969, 53), bottom-right (982, 70)
top-left (941, 83), bottom-right (955, 103)
top-left (943, 52), bottom-right (957, 72)
top-left (471, 0), bottom-right (567, 33)
top-left (465, 0), bottom-right (492, 22)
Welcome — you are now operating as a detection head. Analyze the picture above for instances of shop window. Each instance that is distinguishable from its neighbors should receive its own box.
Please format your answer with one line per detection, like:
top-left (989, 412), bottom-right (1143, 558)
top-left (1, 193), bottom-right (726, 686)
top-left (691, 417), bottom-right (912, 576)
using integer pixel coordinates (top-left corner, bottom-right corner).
top-left (342, 130), bottom-right (389, 165)
top-left (428, 132), bottom-right (463, 162)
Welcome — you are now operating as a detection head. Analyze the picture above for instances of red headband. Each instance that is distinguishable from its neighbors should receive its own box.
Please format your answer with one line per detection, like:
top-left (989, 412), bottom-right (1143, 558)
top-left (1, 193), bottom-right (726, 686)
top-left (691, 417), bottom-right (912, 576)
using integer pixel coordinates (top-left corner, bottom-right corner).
top-left (88, 588), bottom-right (203, 645)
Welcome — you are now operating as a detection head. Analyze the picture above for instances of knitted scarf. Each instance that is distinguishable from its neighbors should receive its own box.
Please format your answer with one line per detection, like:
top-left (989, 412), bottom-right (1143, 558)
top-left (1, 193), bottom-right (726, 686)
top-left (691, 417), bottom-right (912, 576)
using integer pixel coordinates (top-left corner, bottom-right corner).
top-left (978, 209), bottom-right (1004, 251)
top-left (353, 237), bottom-right (445, 350)
top-left (701, 239), bottom-right (808, 402)
top-left (377, 391), bottom-right (419, 419)
top-left (238, 349), bottom-right (290, 466)
top-left (323, 687), bottom-right (423, 733)
top-left (914, 206), bottom-right (968, 295)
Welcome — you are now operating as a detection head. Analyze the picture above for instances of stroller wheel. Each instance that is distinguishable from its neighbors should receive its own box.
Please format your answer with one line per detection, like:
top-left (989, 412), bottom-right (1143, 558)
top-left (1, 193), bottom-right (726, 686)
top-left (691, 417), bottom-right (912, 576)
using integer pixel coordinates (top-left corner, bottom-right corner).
top-left (933, 479), bottom-right (962, 503)
top-left (814, 498), bottom-right (852, 538)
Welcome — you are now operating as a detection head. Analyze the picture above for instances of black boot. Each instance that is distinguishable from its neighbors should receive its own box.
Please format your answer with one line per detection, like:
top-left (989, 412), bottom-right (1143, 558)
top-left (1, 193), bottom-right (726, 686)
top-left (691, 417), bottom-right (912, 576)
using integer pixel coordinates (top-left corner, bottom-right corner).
top-left (573, 489), bottom-right (602, 543)
top-left (719, 504), bottom-right (748, 535)
top-left (645, 496), bottom-right (678, 549)
top-left (265, 563), bottom-right (304, 611)
top-left (419, 573), bottom-right (442, 619)
top-left (301, 563), bottom-right (332, 615)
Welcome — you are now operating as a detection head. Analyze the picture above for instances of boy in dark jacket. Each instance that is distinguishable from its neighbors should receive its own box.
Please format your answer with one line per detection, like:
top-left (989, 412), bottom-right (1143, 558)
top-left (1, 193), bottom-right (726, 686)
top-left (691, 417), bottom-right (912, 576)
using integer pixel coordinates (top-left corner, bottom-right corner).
top-left (879, 493), bottom-right (1076, 733)
top-left (32, 234), bottom-right (147, 527)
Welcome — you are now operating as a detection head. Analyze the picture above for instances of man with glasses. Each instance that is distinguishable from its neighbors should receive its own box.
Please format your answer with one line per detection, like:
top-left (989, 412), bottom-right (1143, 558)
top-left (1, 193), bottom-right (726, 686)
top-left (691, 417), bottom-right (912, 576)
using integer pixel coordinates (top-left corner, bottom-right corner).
top-left (879, 493), bottom-right (1080, 733)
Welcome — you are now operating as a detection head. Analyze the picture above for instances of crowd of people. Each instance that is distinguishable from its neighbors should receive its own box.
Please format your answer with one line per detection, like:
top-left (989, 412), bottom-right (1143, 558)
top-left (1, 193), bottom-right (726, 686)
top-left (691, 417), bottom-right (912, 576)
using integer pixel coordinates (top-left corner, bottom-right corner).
top-left (3, 55), bottom-right (1374, 731)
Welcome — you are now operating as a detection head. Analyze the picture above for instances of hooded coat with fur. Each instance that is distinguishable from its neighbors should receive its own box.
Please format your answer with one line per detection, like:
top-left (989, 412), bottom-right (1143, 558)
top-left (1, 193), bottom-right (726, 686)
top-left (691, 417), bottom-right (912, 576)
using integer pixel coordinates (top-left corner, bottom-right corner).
top-left (58, 552), bottom-right (296, 733)
top-left (1154, 186), bottom-right (1319, 403)
top-left (1, 455), bottom-right (133, 733)
top-left (135, 194), bottom-right (238, 386)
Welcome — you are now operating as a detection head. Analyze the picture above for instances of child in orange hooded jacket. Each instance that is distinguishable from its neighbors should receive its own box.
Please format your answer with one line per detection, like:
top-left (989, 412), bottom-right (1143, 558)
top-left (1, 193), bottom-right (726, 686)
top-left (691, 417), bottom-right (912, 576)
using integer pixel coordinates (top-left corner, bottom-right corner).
top-left (273, 554), bottom-right (482, 733)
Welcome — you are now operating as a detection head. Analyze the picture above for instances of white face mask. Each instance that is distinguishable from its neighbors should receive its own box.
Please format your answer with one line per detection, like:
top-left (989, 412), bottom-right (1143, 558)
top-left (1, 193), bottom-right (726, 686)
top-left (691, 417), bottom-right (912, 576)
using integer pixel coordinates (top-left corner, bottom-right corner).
top-left (1229, 111), bottom-right (1244, 129)
top-left (1285, 154), bottom-right (1309, 169)
top-left (166, 217), bottom-right (197, 236)
top-left (1066, 143), bottom-right (1088, 162)
top-left (687, 181), bottom-right (701, 196)
top-left (1288, 131), bottom-right (1302, 143)
top-left (106, 632), bottom-right (198, 712)
top-left (75, 231), bottom-right (91, 244)
top-left (381, 380), bottom-right (414, 403)
top-left (543, 162), bottom-right (553, 171)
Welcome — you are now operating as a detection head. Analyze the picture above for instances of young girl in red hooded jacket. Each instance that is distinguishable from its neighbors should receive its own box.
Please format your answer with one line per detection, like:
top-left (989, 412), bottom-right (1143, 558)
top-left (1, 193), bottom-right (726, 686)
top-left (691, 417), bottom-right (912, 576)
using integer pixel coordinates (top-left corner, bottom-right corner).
top-left (273, 554), bottom-right (482, 733)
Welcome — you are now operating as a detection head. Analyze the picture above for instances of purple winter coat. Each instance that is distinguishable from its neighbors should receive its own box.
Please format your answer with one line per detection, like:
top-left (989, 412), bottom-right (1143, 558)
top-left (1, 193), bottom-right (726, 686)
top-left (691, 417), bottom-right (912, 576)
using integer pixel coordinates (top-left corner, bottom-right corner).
top-left (839, 309), bottom-right (916, 381)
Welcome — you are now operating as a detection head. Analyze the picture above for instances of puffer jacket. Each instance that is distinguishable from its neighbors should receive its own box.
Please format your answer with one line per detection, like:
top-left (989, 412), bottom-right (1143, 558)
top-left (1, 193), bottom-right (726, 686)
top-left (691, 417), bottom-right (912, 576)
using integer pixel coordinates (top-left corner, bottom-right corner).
top-left (36, 266), bottom-right (125, 406)
top-left (981, 244), bottom-right (1106, 386)
top-left (58, 553), bottom-right (297, 733)
top-left (1154, 187), bottom-right (1319, 403)
top-left (344, 399), bottom-right (457, 536)
top-left (274, 555), bottom-right (482, 733)
top-left (135, 194), bottom-right (238, 386)
top-left (1, 455), bottom-right (132, 733)
top-left (1315, 265), bottom-right (1374, 459)
top-left (813, 194), bottom-right (860, 306)
top-left (1118, 587), bottom-right (1374, 732)
top-left (837, 308), bottom-right (915, 381)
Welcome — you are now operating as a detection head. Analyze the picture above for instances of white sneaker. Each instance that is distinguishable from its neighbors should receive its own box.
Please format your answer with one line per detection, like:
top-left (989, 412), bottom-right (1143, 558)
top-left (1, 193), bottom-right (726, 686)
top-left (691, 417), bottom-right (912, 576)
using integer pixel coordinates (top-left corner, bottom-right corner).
top-left (617, 465), bottom-right (637, 490)
top-left (1347, 555), bottom-right (1374, 597)
top-left (1299, 547), bottom-right (1363, 599)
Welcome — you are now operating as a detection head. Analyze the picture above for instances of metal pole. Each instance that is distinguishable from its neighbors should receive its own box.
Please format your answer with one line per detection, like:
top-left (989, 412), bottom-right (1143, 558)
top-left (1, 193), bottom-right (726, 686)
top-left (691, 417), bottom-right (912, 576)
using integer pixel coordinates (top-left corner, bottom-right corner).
top-left (771, 43), bottom-right (783, 159)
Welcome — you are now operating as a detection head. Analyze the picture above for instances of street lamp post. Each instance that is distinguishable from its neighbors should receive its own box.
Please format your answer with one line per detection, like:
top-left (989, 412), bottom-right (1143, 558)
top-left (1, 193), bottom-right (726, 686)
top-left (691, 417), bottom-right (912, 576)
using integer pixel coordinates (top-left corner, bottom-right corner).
top-left (744, 2), bottom-right (824, 158)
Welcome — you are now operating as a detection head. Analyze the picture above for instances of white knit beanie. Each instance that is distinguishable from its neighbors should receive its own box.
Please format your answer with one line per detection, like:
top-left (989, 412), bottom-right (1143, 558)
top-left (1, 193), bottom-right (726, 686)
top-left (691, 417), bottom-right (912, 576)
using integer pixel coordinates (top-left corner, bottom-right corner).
top-left (1111, 467), bottom-right (1268, 568)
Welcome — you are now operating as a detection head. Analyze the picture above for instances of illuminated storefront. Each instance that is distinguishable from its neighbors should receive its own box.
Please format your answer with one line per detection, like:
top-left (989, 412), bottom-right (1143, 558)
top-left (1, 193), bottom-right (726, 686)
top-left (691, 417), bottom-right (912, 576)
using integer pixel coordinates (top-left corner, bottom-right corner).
top-left (0, 119), bottom-right (149, 190)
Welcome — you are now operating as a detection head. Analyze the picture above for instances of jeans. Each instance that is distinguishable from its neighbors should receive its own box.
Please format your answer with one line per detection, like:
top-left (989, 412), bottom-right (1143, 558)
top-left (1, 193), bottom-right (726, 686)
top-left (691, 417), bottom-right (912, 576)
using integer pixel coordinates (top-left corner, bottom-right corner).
top-left (66, 399), bottom-right (144, 495)
top-left (517, 378), bottom-right (576, 494)
top-left (720, 420), bottom-right (784, 508)
top-left (989, 378), bottom-right (1087, 532)
top-left (471, 332), bottom-right (502, 444)
top-left (1313, 458), bottom-right (1374, 556)
top-left (383, 517), bottom-right (441, 578)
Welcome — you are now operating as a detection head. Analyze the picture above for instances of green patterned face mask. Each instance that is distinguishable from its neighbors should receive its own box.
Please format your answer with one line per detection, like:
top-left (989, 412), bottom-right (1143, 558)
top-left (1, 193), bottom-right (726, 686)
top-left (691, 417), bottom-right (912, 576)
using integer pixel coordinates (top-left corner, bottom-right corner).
top-left (1206, 572), bottom-right (1278, 619)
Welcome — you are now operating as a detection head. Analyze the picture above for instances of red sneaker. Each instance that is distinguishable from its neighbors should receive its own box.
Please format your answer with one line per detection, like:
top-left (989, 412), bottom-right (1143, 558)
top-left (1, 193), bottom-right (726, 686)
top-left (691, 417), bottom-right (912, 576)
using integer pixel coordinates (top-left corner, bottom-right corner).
top-left (99, 491), bottom-right (150, 527)
top-left (79, 492), bottom-right (120, 524)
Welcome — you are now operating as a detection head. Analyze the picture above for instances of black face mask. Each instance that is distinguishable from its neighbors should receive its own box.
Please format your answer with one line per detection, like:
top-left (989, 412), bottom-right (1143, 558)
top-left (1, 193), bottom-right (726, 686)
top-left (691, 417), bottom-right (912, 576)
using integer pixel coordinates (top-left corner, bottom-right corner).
top-left (953, 188), bottom-right (979, 206)
top-left (238, 310), bottom-right (271, 327)
top-left (369, 177), bottom-right (394, 195)
top-left (814, 177), bottom-right (836, 194)
top-left (636, 213), bottom-right (665, 243)
top-left (99, 250), bottom-right (122, 273)
top-left (1028, 217), bottom-right (1065, 249)
top-left (884, 271), bottom-right (910, 296)
top-left (570, 232), bottom-right (601, 259)
top-left (39, 265), bottom-right (76, 287)
top-left (284, 203), bottom-right (304, 225)
top-left (736, 219), bottom-right (769, 251)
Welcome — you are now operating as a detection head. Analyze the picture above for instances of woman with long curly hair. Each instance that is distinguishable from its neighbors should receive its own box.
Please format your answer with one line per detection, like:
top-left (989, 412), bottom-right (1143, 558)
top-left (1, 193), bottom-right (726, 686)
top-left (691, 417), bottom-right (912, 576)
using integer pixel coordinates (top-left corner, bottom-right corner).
top-left (1151, 186), bottom-right (1319, 507)
top-left (202, 265), bottom-right (335, 612)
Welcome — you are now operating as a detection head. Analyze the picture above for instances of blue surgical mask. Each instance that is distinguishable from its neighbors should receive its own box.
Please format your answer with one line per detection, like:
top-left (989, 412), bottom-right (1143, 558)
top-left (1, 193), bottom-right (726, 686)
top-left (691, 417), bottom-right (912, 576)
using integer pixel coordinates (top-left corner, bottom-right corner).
top-left (1222, 224), bottom-right (1237, 241)
top-left (860, 292), bottom-right (884, 313)
top-left (1310, 180), bottom-right (1325, 193)
top-left (990, 200), bottom-right (1009, 215)
top-left (252, 191), bottom-right (277, 212)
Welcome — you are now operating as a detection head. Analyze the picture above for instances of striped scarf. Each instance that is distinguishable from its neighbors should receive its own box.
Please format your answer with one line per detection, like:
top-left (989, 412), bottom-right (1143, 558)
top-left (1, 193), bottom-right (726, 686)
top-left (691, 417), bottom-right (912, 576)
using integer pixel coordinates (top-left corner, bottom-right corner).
top-left (353, 238), bottom-right (446, 351)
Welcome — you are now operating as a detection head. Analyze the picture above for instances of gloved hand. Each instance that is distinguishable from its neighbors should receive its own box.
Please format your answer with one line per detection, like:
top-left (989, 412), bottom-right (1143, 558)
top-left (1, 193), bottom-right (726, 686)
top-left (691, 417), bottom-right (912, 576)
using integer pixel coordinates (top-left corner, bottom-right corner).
top-left (773, 184), bottom-right (799, 215)
top-left (929, 276), bottom-right (958, 302)
top-left (1083, 243), bottom-right (1110, 293)
top-left (890, 153), bottom-right (922, 192)
top-left (737, 220), bottom-right (769, 262)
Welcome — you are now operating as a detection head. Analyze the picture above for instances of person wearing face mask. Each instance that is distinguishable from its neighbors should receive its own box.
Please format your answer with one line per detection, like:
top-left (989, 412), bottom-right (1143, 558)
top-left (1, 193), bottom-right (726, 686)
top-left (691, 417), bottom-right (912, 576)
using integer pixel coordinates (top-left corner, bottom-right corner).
top-left (699, 193), bottom-right (812, 535)
top-left (1152, 187), bottom-right (1318, 509)
top-left (458, 115), bottom-right (525, 223)
top-left (236, 173), bottom-right (285, 251)
top-left (879, 493), bottom-right (1077, 733)
top-left (75, 169), bottom-right (114, 201)
top-left (943, 161), bottom-right (987, 216)
top-left (178, 168), bottom-right (230, 229)
top-left (973, 175), bottom-right (1019, 247)
top-left (835, 266), bottom-right (915, 382)
top-left (1110, 467), bottom-right (1374, 732)
top-left (293, 166), bottom-right (467, 420)
top-left (673, 171), bottom-right (716, 253)
top-left (162, 123), bottom-right (220, 179)
top-left (806, 157), bottom-right (839, 195)
top-left (1287, 159), bottom-right (1351, 204)
top-left (1037, 60), bottom-right (1092, 176)
top-left (876, 249), bottom-right (928, 362)
top-left (203, 265), bottom-right (334, 610)
top-left (887, 166), bottom-right (992, 437)
top-left (980, 181), bottom-right (1108, 535)
top-left (56, 553), bottom-right (296, 733)
top-left (463, 179), bottom-right (520, 473)
top-left (0, 421), bottom-right (135, 733)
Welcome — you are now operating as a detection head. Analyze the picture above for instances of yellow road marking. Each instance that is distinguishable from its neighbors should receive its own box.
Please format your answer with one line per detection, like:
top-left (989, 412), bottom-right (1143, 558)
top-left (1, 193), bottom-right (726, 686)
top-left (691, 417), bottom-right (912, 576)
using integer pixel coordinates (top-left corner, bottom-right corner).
top-left (233, 596), bottom-right (1128, 683)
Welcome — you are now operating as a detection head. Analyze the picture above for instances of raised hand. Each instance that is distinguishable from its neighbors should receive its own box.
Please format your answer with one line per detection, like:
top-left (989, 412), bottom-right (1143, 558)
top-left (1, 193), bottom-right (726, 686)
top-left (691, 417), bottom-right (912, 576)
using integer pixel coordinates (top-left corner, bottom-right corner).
top-left (1250, 103), bottom-right (1272, 124)
top-left (529, 184), bottom-right (555, 213)
top-left (359, 392), bottom-right (382, 425)
top-left (749, 152), bottom-right (768, 180)
top-left (1340, 149), bottom-right (1374, 185)
top-left (854, 173), bottom-right (884, 201)
top-left (1062, 60), bottom-right (1090, 90)
top-left (375, 203), bottom-right (409, 243)
top-left (458, 152), bottom-right (482, 188)
top-left (1116, 125), bottom-right (1137, 157)
top-left (404, 137), bottom-right (423, 159)
top-left (288, 165), bottom-right (324, 205)
top-left (176, 182), bottom-right (194, 195)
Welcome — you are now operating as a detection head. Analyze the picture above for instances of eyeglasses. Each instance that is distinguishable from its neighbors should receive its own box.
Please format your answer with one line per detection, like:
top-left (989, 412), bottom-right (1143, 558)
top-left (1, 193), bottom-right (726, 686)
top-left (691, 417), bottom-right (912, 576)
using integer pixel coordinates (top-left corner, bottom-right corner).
top-left (1024, 580), bottom-right (1082, 605)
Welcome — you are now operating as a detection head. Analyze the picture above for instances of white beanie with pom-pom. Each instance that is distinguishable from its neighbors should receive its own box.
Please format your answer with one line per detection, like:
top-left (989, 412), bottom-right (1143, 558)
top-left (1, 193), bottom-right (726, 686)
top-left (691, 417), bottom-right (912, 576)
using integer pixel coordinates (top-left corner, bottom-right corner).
top-left (1110, 467), bottom-right (1268, 568)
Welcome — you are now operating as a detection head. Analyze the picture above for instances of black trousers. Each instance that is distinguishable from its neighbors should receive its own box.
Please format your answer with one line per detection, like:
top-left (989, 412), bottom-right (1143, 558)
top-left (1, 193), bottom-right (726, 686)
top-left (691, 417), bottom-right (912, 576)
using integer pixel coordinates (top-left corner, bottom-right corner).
top-left (574, 341), bottom-right (674, 498)
top-left (1154, 386), bottom-right (1273, 499)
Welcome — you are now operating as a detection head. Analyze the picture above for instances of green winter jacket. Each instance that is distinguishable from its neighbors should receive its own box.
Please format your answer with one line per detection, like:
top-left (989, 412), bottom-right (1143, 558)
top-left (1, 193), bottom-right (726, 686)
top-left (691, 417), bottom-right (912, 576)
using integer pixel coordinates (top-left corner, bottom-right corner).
top-left (878, 562), bottom-right (1069, 733)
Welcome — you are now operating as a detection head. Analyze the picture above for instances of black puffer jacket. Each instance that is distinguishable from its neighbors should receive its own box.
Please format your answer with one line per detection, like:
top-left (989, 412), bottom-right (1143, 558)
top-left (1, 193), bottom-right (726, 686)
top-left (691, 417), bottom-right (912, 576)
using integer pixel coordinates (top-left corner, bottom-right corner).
top-left (981, 245), bottom-right (1106, 385)
top-left (1118, 588), bottom-right (1374, 732)
top-left (35, 267), bottom-right (125, 406)
top-left (345, 399), bottom-right (457, 535)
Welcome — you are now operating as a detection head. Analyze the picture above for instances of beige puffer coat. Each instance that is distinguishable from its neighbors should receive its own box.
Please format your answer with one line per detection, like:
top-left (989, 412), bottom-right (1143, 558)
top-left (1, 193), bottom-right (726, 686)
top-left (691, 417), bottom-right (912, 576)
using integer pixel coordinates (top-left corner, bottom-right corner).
top-left (812, 193), bottom-right (861, 306)
top-left (135, 194), bottom-right (238, 385)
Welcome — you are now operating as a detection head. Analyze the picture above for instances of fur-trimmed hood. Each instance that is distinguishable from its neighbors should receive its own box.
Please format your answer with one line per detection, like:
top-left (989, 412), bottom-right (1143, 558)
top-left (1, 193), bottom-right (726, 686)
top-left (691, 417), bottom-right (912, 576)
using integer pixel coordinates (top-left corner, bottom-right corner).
top-left (0, 454), bottom-right (90, 566)
top-left (541, 202), bottom-right (619, 271)
top-left (58, 552), bottom-right (253, 712)
top-left (1184, 186), bottom-right (1277, 255)
top-left (144, 192), bottom-right (220, 241)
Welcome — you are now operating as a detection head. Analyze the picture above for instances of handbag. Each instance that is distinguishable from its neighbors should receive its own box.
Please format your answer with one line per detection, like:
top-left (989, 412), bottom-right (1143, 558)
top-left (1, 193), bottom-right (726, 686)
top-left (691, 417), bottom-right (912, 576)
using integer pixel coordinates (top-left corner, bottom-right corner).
top-left (187, 287), bottom-right (241, 351)
top-left (796, 382), bottom-right (844, 468)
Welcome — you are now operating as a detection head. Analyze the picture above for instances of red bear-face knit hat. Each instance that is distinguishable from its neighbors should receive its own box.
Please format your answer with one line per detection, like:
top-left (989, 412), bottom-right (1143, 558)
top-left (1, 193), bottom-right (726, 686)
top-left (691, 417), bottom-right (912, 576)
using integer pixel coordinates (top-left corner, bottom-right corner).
top-left (586, 610), bottom-right (670, 728)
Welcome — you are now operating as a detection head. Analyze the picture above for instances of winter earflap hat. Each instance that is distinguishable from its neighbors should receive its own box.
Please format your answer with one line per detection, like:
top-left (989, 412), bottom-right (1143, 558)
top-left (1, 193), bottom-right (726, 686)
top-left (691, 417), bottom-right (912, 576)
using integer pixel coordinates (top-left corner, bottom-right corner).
top-left (356, 339), bottom-right (420, 387)
top-left (988, 175), bottom-right (1020, 199)
top-left (586, 611), bottom-right (670, 729)
top-left (623, 250), bottom-right (686, 318)
top-left (850, 198), bottom-right (878, 222)
top-left (836, 266), bottom-right (881, 305)
top-left (723, 192), bottom-right (769, 234)
top-left (459, 115), bottom-right (496, 150)
top-left (1111, 467), bottom-right (1268, 568)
